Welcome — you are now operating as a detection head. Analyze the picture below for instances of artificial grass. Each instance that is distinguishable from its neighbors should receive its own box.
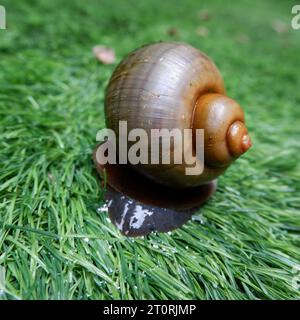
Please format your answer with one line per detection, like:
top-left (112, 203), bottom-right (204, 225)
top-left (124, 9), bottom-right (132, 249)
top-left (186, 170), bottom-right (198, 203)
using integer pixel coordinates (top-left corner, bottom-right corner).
top-left (0, 0), bottom-right (300, 299)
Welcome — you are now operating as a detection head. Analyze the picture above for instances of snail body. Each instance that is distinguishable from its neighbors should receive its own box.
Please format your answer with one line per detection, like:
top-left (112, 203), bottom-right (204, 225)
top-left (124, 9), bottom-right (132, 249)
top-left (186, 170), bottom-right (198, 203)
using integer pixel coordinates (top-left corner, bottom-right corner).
top-left (104, 42), bottom-right (251, 188)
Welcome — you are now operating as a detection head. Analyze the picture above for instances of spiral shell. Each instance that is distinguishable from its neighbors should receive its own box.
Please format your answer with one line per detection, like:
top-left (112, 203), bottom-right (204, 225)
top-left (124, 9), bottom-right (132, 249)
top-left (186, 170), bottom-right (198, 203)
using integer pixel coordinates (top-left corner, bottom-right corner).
top-left (104, 42), bottom-right (251, 188)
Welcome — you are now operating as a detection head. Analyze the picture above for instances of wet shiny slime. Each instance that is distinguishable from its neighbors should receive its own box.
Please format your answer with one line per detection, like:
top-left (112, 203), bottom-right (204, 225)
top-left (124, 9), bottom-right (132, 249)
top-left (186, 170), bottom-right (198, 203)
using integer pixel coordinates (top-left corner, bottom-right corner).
top-left (104, 187), bottom-right (196, 237)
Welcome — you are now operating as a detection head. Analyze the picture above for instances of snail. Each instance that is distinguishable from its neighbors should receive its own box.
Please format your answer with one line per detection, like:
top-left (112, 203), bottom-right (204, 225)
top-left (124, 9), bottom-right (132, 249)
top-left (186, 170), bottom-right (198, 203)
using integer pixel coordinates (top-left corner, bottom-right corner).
top-left (94, 42), bottom-right (251, 237)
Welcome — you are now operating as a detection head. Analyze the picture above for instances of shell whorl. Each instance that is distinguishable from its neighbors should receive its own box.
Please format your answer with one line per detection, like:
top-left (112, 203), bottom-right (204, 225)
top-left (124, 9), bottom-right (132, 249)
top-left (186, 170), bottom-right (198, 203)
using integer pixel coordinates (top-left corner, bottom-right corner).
top-left (105, 42), bottom-right (224, 134)
top-left (104, 42), bottom-right (251, 188)
top-left (192, 93), bottom-right (251, 167)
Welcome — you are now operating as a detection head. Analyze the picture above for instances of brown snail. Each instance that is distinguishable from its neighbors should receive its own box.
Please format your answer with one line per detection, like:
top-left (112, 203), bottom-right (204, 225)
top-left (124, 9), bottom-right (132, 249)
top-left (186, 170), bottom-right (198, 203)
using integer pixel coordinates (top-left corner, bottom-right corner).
top-left (94, 42), bottom-right (251, 237)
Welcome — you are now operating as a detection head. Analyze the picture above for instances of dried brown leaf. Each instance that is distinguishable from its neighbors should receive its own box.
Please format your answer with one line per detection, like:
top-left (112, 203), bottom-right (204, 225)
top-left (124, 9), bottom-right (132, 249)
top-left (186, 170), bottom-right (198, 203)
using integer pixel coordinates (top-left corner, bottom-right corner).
top-left (93, 45), bottom-right (116, 64)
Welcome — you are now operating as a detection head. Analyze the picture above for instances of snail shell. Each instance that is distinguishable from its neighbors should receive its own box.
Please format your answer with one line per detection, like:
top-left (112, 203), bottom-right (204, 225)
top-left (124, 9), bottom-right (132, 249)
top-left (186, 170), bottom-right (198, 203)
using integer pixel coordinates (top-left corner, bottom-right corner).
top-left (105, 42), bottom-right (251, 188)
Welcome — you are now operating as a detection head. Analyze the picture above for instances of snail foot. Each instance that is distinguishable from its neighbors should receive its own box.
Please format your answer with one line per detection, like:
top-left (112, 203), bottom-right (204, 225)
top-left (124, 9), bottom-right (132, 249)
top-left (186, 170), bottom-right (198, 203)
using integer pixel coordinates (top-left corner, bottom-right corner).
top-left (93, 146), bottom-right (217, 237)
